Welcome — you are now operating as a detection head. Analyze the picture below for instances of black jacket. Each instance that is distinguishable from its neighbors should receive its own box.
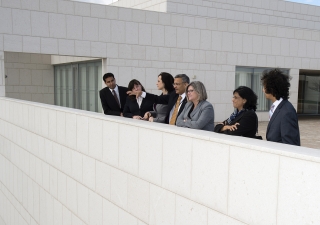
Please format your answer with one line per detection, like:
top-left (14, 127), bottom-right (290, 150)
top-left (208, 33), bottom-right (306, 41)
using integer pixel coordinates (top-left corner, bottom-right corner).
top-left (123, 96), bottom-right (154, 118)
top-left (214, 110), bottom-right (258, 138)
top-left (145, 91), bottom-right (187, 124)
top-left (99, 85), bottom-right (128, 116)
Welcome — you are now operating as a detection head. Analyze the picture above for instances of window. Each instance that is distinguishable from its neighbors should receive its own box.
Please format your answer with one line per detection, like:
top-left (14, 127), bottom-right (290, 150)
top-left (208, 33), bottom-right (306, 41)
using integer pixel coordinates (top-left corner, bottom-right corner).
top-left (235, 67), bottom-right (289, 111)
top-left (54, 61), bottom-right (102, 113)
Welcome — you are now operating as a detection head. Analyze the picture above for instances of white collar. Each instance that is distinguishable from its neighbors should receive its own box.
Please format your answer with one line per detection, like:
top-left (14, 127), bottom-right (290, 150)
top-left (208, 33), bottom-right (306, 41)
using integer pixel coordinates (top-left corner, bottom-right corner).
top-left (180, 93), bottom-right (186, 100)
top-left (272, 97), bottom-right (283, 112)
top-left (109, 85), bottom-right (119, 93)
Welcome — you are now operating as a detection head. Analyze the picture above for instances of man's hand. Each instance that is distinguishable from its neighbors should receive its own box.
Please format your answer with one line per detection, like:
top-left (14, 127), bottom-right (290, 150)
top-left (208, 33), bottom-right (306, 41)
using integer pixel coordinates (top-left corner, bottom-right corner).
top-left (133, 115), bottom-right (143, 120)
top-left (127, 90), bottom-right (142, 99)
top-left (120, 113), bottom-right (123, 117)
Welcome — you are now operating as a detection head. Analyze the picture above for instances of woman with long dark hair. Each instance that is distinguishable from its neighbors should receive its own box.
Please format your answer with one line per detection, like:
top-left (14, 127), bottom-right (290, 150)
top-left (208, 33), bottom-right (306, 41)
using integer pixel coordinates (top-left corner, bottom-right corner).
top-left (214, 86), bottom-right (259, 138)
top-left (123, 79), bottom-right (154, 119)
top-left (143, 72), bottom-right (174, 123)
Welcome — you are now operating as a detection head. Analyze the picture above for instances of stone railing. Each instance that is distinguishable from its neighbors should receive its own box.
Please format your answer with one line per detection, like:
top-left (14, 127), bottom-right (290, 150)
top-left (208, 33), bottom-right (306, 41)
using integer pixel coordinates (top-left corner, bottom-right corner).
top-left (0, 96), bottom-right (320, 225)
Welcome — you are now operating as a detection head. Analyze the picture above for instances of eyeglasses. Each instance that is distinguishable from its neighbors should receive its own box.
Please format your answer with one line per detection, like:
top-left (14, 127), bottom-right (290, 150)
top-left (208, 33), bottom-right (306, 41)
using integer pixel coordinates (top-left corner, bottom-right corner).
top-left (187, 89), bottom-right (195, 93)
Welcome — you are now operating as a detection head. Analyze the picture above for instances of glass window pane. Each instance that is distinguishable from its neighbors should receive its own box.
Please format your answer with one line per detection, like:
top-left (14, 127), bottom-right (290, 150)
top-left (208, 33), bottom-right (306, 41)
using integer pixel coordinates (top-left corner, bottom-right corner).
top-left (54, 60), bottom-right (102, 113)
top-left (79, 64), bottom-right (87, 111)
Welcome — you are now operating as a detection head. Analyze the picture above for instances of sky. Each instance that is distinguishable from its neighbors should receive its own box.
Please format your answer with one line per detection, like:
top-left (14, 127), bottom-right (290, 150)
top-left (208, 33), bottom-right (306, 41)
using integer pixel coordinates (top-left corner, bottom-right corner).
top-left (74, 0), bottom-right (320, 6)
top-left (287, 0), bottom-right (320, 6)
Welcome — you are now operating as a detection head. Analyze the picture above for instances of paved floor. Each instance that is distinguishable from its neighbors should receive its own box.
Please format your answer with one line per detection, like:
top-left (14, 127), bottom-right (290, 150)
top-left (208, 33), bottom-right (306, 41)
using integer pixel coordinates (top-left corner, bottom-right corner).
top-left (258, 116), bottom-right (320, 149)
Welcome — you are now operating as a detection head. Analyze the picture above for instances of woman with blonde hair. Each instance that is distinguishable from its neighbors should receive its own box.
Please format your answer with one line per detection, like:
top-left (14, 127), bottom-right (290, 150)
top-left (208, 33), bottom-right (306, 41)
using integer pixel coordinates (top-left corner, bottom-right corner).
top-left (176, 81), bottom-right (214, 131)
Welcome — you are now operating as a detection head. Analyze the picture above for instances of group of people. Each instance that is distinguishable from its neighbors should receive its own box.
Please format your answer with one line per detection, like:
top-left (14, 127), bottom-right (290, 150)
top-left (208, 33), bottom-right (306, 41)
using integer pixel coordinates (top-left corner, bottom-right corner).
top-left (99, 69), bottom-right (300, 146)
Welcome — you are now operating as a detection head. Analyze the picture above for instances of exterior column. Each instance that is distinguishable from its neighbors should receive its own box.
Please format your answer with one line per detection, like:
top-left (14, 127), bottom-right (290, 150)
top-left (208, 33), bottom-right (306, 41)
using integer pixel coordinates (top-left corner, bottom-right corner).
top-left (0, 51), bottom-right (5, 97)
top-left (289, 68), bottom-right (299, 111)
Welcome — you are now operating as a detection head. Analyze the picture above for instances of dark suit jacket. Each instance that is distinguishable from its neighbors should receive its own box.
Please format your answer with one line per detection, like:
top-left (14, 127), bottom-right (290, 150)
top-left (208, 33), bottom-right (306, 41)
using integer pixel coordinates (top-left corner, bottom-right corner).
top-left (266, 99), bottom-right (300, 146)
top-left (145, 91), bottom-right (187, 124)
top-left (99, 85), bottom-right (128, 116)
top-left (123, 96), bottom-right (154, 118)
top-left (214, 110), bottom-right (258, 138)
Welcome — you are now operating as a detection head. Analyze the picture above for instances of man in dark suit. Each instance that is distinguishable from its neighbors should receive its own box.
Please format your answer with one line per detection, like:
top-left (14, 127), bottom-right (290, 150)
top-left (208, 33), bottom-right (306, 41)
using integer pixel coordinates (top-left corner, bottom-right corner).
top-left (261, 69), bottom-right (300, 146)
top-left (127, 74), bottom-right (189, 124)
top-left (99, 73), bottom-right (128, 116)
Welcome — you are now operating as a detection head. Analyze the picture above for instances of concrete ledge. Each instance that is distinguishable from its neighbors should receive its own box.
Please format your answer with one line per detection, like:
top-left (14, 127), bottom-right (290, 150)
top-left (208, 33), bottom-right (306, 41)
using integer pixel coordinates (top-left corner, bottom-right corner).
top-left (0, 97), bottom-right (320, 225)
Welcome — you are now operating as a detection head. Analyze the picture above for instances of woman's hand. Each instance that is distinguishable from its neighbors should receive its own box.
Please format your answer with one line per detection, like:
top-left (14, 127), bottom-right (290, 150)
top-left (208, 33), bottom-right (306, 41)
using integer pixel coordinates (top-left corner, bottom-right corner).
top-left (143, 112), bottom-right (151, 120)
top-left (221, 123), bottom-right (240, 131)
top-left (148, 116), bottom-right (154, 122)
top-left (133, 115), bottom-right (143, 120)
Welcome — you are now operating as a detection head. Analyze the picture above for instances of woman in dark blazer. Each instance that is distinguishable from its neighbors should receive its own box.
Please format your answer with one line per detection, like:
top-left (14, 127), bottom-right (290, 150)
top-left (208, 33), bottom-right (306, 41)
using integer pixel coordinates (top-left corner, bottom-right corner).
top-left (176, 81), bottom-right (214, 131)
top-left (143, 72), bottom-right (174, 123)
top-left (123, 79), bottom-right (154, 119)
top-left (214, 86), bottom-right (259, 138)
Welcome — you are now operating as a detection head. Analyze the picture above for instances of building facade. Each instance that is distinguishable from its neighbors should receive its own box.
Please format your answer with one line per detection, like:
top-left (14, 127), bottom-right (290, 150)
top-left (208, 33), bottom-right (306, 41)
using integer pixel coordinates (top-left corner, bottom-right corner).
top-left (1, 1), bottom-right (320, 225)
top-left (1, 0), bottom-right (320, 121)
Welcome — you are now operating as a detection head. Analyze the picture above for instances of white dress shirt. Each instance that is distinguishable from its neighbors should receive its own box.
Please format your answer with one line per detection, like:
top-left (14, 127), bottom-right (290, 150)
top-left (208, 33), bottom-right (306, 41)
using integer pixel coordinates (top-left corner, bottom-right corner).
top-left (109, 85), bottom-right (121, 107)
top-left (269, 97), bottom-right (283, 120)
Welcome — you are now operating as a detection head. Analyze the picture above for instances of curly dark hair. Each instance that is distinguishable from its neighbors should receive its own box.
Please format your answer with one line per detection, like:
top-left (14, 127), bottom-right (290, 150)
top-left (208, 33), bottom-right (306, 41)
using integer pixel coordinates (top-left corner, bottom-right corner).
top-left (233, 86), bottom-right (258, 111)
top-left (159, 72), bottom-right (174, 93)
top-left (128, 79), bottom-right (146, 100)
top-left (261, 69), bottom-right (291, 100)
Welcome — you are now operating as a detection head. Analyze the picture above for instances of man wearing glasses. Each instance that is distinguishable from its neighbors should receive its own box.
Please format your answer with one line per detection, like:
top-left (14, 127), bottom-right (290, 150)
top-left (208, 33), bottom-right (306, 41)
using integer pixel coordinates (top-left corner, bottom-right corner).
top-left (127, 74), bottom-right (189, 125)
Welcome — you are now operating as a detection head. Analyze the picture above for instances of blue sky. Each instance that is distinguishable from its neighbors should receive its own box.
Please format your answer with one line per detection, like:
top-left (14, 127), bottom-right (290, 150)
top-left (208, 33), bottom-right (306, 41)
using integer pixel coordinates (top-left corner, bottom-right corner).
top-left (75, 0), bottom-right (320, 6)
top-left (287, 0), bottom-right (320, 6)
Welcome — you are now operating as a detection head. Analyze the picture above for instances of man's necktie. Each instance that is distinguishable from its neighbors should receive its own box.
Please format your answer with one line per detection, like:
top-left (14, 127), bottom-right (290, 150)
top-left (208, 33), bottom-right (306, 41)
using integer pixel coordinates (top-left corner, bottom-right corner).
top-left (112, 90), bottom-right (121, 108)
top-left (169, 96), bottom-right (182, 125)
top-left (269, 104), bottom-right (275, 119)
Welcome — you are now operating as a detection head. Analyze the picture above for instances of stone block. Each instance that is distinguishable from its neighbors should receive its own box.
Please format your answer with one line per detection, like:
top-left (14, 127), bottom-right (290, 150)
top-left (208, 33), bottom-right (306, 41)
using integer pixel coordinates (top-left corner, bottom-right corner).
top-left (127, 175), bottom-right (150, 223)
top-left (96, 161), bottom-right (111, 199)
top-left (228, 146), bottom-right (279, 225)
top-left (49, 14), bottom-right (66, 39)
top-left (162, 132), bottom-right (192, 198)
top-left (23, 36), bottom-right (40, 53)
top-left (83, 17), bottom-right (99, 41)
top-left (66, 15), bottom-right (82, 40)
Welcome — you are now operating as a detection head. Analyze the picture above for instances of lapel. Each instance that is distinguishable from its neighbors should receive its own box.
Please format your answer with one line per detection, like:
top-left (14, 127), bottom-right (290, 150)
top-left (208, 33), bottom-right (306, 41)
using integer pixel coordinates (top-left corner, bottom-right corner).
top-left (106, 88), bottom-right (120, 109)
top-left (190, 101), bottom-right (202, 118)
top-left (267, 100), bottom-right (286, 133)
top-left (170, 94), bottom-right (179, 109)
top-left (178, 97), bottom-right (187, 115)
top-left (230, 110), bottom-right (246, 124)
top-left (139, 97), bottom-right (146, 110)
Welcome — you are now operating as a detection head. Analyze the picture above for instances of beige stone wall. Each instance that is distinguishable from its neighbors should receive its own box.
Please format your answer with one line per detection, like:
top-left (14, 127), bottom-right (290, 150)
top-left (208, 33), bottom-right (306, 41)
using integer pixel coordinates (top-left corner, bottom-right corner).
top-left (4, 52), bottom-right (54, 105)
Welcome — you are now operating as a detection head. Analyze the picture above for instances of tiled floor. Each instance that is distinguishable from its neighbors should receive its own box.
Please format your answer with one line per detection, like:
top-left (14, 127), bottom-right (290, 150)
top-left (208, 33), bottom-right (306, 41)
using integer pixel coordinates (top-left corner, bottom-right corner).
top-left (258, 116), bottom-right (320, 149)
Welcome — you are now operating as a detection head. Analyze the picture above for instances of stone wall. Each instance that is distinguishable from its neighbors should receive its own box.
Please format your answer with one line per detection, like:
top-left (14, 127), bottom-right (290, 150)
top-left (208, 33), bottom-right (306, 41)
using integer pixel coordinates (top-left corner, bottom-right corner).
top-left (1, 97), bottom-right (320, 225)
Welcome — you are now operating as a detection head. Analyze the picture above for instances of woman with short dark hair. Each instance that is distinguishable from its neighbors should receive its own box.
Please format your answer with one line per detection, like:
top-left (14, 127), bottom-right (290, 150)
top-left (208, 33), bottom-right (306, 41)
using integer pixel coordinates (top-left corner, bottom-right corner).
top-left (214, 86), bottom-right (259, 138)
top-left (123, 79), bottom-right (154, 119)
top-left (143, 72), bottom-right (174, 123)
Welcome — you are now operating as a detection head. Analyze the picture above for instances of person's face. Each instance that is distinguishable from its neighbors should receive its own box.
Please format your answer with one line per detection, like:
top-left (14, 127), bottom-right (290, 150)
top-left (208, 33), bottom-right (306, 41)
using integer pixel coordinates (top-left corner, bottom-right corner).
top-left (157, 76), bottom-right (164, 90)
top-left (187, 86), bottom-right (199, 102)
top-left (232, 92), bottom-right (246, 110)
top-left (104, 77), bottom-right (116, 89)
top-left (262, 86), bottom-right (273, 100)
top-left (173, 78), bottom-right (188, 95)
top-left (132, 83), bottom-right (142, 92)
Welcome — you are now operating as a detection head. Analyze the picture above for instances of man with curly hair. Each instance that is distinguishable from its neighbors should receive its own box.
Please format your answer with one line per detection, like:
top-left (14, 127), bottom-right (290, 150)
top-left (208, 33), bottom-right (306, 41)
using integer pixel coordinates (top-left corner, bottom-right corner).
top-left (261, 69), bottom-right (300, 146)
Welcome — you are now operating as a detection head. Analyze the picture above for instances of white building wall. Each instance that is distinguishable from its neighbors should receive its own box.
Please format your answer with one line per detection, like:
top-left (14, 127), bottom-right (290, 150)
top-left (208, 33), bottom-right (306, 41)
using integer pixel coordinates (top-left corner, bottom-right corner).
top-left (0, 0), bottom-right (320, 120)
top-left (4, 52), bottom-right (54, 104)
top-left (1, 97), bottom-right (320, 225)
